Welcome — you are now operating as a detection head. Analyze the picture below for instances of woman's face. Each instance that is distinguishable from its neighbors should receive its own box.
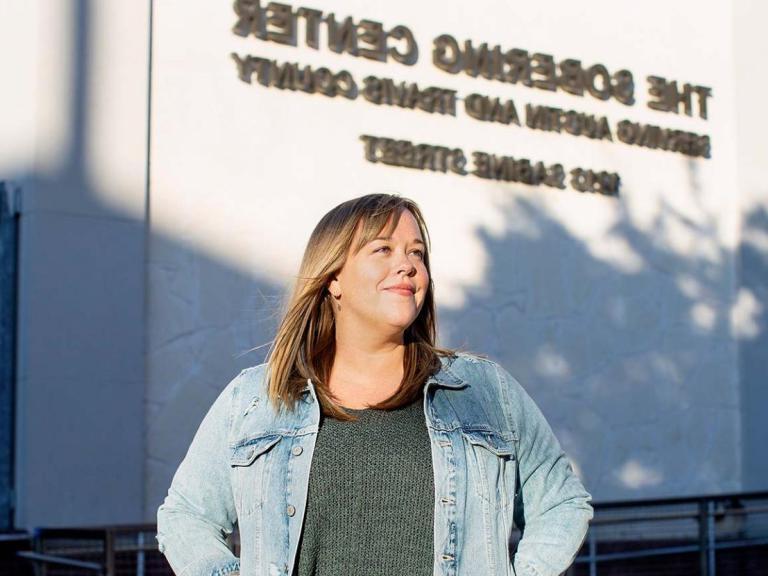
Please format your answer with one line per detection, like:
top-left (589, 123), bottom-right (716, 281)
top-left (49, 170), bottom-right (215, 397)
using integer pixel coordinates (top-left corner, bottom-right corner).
top-left (329, 209), bottom-right (429, 338)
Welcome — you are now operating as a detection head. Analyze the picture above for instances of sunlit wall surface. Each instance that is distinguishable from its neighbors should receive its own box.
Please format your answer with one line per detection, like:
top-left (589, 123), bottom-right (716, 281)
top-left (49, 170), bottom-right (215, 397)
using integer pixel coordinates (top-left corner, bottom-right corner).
top-left (1, 0), bottom-right (765, 528)
top-left (146, 0), bottom-right (747, 512)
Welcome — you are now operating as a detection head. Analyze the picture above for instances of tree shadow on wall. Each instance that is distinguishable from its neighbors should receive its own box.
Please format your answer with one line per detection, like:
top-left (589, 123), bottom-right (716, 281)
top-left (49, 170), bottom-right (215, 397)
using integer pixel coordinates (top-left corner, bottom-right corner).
top-left (437, 162), bottom-right (762, 502)
top-left (738, 204), bottom-right (768, 492)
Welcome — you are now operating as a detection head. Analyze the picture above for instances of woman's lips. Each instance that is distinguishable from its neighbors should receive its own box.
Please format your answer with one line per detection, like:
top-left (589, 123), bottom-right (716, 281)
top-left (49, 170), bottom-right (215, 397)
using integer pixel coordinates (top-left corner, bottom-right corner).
top-left (386, 288), bottom-right (415, 296)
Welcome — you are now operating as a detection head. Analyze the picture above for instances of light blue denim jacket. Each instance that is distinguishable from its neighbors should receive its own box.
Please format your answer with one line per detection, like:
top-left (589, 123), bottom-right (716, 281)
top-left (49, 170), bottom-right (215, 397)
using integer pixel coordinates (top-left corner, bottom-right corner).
top-left (156, 352), bottom-right (593, 576)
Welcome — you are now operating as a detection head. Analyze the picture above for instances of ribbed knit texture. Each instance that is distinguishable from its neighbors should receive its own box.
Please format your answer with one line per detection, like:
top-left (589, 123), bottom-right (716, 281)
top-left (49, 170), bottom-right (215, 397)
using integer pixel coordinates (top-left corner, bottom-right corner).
top-left (292, 393), bottom-right (434, 576)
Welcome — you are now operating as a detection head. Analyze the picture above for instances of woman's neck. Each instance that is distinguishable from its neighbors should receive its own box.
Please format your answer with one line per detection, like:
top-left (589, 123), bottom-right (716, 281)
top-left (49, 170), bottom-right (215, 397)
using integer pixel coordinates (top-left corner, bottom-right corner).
top-left (327, 340), bottom-right (406, 407)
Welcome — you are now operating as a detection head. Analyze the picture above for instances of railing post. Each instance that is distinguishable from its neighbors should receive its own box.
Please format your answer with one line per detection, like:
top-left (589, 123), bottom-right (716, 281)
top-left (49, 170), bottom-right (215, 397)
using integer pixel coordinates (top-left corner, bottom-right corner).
top-left (33, 530), bottom-right (44, 576)
top-left (589, 528), bottom-right (597, 576)
top-left (707, 500), bottom-right (716, 576)
top-left (0, 182), bottom-right (20, 533)
top-left (104, 529), bottom-right (115, 576)
top-left (699, 499), bottom-right (708, 576)
top-left (137, 531), bottom-right (145, 576)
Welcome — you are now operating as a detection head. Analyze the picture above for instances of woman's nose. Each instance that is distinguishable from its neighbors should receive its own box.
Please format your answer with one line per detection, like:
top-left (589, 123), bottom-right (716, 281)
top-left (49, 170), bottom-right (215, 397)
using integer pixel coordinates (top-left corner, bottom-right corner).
top-left (397, 253), bottom-right (417, 276)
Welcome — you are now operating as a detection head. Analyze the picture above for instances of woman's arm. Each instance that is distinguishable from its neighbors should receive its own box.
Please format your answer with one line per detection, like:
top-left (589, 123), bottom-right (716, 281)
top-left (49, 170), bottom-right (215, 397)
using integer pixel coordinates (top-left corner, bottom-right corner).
top-left (156, 372), bottom-right (243, 576)
top-left (494, 363), bottom-right (594, 576)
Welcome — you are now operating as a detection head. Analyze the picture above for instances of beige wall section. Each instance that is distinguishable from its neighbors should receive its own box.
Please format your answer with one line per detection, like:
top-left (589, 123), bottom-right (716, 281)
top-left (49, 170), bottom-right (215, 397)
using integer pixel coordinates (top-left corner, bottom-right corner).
top-left (146, 0), bottom-right (747, 516)
top-left (0, 0), bottom-right (151, 527)
top-left (734, 0), bottom-right (768, 492)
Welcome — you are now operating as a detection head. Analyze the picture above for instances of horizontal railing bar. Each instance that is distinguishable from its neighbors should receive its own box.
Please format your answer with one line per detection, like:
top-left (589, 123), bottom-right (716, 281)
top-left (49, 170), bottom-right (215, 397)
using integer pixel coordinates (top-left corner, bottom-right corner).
top-left (713, 505), bottom-right (768, 516)
top-left (0, 532), bottom-right (30, 542)
top-left (590, 511), bottom-right (700, 525)
top-left (28, 545), bottom-right (106, 555)
top-left (574, 543), bottom-right (701, 562)
top-left (573, 536), bottom-right (768, 563)
top-left (17, 551), bottom-right (103, 571)
top-left (590, 504), bottom-right (768, 526)
top-left (36, 523), bottom-right (158, 533)
top-left (711, 537), bottom-right (768, 550)
top-left (593, 490), bottom-right (768, 510)
top-left (33, 543), bottom-right (161, 555)
top-left (33, 528), bottom-right (105, 539)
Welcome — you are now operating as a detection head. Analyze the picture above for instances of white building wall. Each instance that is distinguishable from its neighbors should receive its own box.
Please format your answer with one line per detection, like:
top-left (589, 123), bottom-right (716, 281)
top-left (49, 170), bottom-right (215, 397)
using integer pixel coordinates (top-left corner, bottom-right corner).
top-left (1, 0), bottom-right (765, 529)
top-left (145, 0), bottom-right (746, 515)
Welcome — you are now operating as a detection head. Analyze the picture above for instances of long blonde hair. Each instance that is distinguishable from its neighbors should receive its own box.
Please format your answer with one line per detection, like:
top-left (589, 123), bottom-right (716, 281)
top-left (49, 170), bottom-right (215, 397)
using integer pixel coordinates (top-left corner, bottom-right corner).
top-left (265, 193), bottom-right (457, 420)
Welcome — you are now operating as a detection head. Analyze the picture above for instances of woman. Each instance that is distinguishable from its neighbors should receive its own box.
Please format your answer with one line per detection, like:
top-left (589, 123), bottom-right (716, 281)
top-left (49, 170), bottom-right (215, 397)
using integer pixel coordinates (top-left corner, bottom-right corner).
top-left (156, 193), bottom-right (593, 576)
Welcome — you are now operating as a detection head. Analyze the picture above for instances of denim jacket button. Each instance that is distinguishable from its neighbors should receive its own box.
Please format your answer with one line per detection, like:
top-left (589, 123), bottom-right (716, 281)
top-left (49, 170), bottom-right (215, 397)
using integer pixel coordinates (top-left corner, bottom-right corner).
top-left (286, 504), bottom-right (296, 516)
top-left (291, 445), bottom-right (303, 456)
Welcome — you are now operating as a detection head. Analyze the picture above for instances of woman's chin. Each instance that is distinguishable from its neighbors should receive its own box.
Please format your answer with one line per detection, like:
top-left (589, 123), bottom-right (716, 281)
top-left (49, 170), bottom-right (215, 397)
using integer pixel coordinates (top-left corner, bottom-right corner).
top-left (383, 316), bottom-right (418, 333)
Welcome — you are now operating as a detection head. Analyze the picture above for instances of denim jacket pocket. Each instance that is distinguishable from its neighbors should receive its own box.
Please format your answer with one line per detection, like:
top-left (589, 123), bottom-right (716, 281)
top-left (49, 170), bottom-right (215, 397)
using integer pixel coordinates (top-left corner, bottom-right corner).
top-left (230, 434), bottom-right (283, 517)
top-left (461, 429), bottom-right (517, 511)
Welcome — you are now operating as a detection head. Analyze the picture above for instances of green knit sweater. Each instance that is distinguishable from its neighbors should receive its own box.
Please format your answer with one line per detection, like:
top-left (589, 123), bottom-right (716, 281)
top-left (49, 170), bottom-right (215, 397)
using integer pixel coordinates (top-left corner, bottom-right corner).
top-left (292, 393), bottom-right (434, 575)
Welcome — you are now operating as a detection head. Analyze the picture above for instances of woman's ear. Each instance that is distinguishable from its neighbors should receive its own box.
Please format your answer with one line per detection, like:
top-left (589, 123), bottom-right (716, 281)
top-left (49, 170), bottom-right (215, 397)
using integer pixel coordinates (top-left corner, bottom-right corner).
top-left (327, 276), bottom-right (341, 299)
top-left (327, 277), bottom-right (342, 312)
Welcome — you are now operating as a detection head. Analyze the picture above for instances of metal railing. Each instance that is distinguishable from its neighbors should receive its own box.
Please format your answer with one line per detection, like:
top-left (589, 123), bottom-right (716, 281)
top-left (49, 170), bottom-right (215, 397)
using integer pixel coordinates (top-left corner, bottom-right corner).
top-left (6, 491), bottom-right (768, 575)
top-left (13, 524), bottom-right (176, 576)
top-left (568, 491), bottom-right (768, 576)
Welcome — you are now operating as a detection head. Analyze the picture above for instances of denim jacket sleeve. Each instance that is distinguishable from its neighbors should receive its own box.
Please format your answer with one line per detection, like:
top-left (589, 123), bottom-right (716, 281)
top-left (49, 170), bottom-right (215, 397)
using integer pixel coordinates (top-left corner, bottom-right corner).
top-left (494, 363), bottom-right (594, 576)
top-left (156, 371), bottom-right (243, 576)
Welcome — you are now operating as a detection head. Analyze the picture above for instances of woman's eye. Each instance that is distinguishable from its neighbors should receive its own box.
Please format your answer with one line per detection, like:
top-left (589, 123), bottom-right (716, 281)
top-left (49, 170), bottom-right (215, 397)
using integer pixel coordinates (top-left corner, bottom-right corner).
top-left (374, 246), bottom-right (423, 257)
